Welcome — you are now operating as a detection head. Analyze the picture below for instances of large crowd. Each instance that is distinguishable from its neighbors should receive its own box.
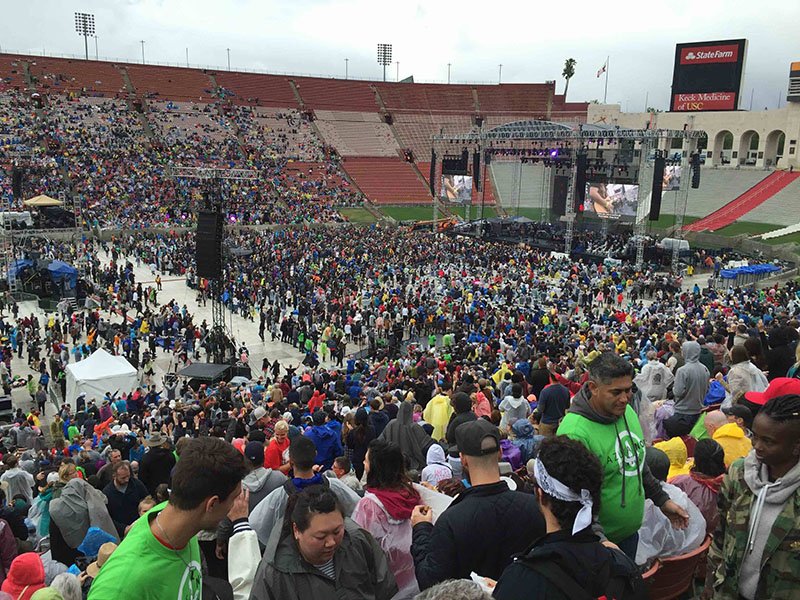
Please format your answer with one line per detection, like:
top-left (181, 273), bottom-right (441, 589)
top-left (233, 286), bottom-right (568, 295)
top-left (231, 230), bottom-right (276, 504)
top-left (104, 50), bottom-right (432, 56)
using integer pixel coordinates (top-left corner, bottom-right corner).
top-left (0, 218), bottom-right (792, 599)
top-left (1, 91), bottom-right (362, 228)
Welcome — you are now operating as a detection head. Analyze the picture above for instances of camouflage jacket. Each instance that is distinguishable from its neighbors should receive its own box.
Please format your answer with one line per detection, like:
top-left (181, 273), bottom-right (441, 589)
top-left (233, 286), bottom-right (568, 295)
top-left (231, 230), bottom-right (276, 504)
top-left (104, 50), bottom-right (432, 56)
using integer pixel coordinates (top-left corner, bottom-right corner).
top-left (707, 457), bottom-right (800, 599)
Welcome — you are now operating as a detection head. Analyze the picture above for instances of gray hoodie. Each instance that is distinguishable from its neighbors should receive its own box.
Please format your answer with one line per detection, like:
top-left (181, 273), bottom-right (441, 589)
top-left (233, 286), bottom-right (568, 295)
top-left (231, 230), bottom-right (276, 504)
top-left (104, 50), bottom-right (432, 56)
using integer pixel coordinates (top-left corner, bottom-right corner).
top-left (499, 394), bottom-right (529, 431)
top-left (672, 341), bottom-right (709, 415)
top-left (738, 451), bottom-right (800, 599)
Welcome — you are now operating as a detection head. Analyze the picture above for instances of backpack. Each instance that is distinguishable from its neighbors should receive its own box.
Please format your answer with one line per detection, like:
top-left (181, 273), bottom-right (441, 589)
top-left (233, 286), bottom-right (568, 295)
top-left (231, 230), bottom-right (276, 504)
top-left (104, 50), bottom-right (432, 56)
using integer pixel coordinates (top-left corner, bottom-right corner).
top-left (516, 549), bottom-right (647, 600)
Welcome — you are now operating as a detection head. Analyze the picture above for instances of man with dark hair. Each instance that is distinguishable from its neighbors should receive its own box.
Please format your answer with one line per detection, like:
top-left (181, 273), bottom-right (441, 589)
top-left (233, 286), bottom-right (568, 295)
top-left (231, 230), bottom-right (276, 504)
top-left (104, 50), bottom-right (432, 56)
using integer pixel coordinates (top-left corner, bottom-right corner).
top-left (410, 419), bottom-right (546, 589)
top-left (103, 461), bottom-right (149, 537)
top-left (557, 352), bottom-right (689, 559)
top-left (494, 436), bottom-right (648, 599)
top-left (704, 393), bottom-right (800, 599)
top-left (249, 435), bottom-right (360, 550)
top-left (88, 437), bottom-right (248, 599)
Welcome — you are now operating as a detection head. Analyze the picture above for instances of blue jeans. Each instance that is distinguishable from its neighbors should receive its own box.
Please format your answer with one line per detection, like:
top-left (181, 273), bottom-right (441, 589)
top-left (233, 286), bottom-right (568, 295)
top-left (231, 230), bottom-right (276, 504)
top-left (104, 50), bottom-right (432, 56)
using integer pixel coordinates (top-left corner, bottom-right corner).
top-left (617, 532), bottom-right (639, 561)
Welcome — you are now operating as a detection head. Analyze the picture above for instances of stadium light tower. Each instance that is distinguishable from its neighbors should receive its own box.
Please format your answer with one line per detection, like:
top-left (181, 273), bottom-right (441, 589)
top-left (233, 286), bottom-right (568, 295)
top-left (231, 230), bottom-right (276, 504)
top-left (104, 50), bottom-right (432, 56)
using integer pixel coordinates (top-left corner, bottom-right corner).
top-left (74, 12), bottom-right (95, 61)
top-left (377, 43), bottom-right (392, 82)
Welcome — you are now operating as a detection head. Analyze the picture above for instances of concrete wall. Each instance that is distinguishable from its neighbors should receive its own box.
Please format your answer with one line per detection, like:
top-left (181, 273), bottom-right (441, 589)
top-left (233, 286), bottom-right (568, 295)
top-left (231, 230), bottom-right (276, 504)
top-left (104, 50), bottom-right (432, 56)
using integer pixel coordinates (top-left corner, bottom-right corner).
top-left (587, 102), bottom-right (800, 169)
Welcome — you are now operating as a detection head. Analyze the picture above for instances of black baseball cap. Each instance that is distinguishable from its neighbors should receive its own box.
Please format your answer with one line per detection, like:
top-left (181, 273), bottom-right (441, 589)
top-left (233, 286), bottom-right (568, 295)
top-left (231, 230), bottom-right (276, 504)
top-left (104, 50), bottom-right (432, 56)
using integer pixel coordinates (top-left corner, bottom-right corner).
top-left (721, 405), bottom-right (753, 429)
top-left (455, 419), bottom-right (501, 457)
top-left (244, 441), bottom-right (265, 465)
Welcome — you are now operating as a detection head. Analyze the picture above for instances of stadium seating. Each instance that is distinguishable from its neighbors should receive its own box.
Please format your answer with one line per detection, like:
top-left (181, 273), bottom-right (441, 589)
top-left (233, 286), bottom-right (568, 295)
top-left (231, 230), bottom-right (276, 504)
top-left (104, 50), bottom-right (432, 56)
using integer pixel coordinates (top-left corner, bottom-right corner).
top-left (342, 157), bottom-right (432, 204)
top-left (684, 170), bottom-right (800, 231)
top-left (0, 55), bottom-right (28, 88)
top-left (476, 84), bottom-right (552, 115)
top-left (375, 83), bottom-right (475, 113)
top-left (214, 71), bottom-right (298, 107)
top-left (126, 64), bottom-right (215, 102)
top-left (292, 77), bottom-right (377, 112)
top-left (392, 113), bottom-right (476, 161)
top-left (314, 112), bottom-right (399, 157)
top-left (27, 57), bottom-right (126, 96)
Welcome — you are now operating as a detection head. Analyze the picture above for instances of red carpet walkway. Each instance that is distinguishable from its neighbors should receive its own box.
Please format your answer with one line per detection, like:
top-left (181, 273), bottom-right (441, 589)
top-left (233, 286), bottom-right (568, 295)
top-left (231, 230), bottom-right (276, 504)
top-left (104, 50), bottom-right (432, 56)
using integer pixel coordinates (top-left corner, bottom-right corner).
top-left (684, 171), bottom-right (800, 232)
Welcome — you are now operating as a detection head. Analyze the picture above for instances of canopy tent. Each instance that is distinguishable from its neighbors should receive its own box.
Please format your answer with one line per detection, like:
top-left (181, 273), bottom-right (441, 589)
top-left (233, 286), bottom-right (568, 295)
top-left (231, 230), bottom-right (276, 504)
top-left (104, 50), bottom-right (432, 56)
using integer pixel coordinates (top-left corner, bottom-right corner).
top-left (177, 363), bottom-right (229, 381)
top-left (65, 349), bottom-right (138, 411)
top-left (8, 259), bottom-right (33, 282)
top-left (48, 260), bottom-right (78, 290)
top-left (24, 195), bottom-right (64, 207)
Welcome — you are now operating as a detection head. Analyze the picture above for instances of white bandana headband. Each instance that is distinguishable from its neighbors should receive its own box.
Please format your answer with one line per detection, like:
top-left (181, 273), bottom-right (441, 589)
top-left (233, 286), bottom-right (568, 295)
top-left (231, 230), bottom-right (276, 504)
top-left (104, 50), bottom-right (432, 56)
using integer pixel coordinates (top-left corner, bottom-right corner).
top-left (534, 458), bottom-right (594, 535)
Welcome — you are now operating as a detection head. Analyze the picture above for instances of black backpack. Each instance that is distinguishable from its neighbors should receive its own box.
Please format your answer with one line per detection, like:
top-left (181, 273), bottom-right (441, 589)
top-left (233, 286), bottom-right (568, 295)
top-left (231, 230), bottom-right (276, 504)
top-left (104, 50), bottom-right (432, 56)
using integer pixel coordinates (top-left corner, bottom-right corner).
top-left (516, 550), bottom-right (648, 600)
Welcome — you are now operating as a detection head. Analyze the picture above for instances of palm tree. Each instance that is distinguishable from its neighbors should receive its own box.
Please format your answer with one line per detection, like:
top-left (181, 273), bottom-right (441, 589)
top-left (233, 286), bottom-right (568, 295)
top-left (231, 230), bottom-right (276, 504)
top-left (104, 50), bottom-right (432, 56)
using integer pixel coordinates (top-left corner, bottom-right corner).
top-left (562, 58), bottom-right (576, 98)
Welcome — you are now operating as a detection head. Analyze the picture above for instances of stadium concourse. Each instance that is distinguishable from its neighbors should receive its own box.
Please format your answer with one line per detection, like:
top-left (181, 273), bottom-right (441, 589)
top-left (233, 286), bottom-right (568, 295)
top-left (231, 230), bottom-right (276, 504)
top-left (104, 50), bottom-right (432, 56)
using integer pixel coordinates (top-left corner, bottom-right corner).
top-left (1, 55), bottom-right (800, 600)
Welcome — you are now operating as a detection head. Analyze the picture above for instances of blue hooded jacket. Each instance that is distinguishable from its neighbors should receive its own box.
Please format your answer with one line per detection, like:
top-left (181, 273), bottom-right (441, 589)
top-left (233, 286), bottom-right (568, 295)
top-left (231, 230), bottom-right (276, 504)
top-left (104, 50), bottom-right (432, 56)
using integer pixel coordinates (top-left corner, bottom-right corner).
top-left (305, 424), bottom-right (343, 470)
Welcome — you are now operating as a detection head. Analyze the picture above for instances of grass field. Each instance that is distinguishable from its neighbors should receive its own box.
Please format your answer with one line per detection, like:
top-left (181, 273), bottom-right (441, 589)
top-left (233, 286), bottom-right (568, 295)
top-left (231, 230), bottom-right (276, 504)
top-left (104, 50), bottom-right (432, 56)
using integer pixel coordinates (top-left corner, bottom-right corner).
top-left (380, 205), bottom-right (497, 222)
top-left (338, 207), bottom-right (377, 223)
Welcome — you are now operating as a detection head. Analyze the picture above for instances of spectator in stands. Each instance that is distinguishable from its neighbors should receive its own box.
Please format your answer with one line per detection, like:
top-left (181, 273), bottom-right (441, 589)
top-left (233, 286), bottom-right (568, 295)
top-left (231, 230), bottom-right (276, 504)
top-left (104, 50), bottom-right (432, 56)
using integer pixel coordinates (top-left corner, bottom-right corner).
top-left (635, 447), bottom-right (706, 568)
top-left (494, 436), bottom-right (649, 600)
top-left (353, 439), bottom-right (421, 598)
top-left (410, 419), bottom-right (546, 590)
top-left (305, 411), bottom-right (343, 472)
top-left (102, 462), bottom-right (149, 538)
top-left (704, 394), bottom-right (800, 600)
top-left (670, 439), bottom-right (727, 535)
top-left (704, 410), bottom-right (752, 467)
top-left (88, 437), bottom-right (248, 599)
top-left (665, 341), bottom-right (710, 438)
top-left (137, 432), bottom-right (176, 496)
top-left (248, 435), bottom-right (360, 548)
top-left (558, 352), bottom-right (689, 559)
top-left (249, 486), bottom-right (397, 600)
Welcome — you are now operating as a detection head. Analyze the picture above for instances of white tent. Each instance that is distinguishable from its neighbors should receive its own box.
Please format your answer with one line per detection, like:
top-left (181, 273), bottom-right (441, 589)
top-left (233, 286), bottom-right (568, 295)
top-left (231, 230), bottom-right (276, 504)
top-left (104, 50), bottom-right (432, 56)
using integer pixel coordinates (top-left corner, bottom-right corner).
top-left (65, 349), bottom-right (138, 411)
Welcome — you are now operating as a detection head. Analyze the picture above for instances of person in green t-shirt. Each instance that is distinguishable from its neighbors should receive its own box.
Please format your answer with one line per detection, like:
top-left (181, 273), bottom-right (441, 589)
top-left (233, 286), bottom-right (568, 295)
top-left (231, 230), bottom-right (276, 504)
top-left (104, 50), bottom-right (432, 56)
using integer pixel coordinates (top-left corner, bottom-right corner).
top-left (557, 352), bottom-right (690, 560)
top-left (88, 437), bottom-right (248, 600)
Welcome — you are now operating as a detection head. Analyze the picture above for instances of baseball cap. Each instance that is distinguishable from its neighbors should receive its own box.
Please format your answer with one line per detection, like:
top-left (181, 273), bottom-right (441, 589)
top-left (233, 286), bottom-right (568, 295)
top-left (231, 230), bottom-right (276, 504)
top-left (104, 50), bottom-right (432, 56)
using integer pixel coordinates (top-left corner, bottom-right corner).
top-left (252, 406), bottom-right (267, 421)
top-left (244, 441), bottom-right (265, 465)
top-left (455, 419), bottom-right (501, 457)
top-left (745, 378), bottom-right (800, 406)
top-left (721, 404), bottom-right (754, 428)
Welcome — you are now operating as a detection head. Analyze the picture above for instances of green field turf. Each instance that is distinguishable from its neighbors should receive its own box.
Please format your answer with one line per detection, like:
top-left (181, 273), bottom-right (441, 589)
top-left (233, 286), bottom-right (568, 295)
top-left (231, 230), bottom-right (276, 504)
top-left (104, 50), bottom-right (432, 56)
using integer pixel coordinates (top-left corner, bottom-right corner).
top-left (338, 207), bottom-right (377, 223)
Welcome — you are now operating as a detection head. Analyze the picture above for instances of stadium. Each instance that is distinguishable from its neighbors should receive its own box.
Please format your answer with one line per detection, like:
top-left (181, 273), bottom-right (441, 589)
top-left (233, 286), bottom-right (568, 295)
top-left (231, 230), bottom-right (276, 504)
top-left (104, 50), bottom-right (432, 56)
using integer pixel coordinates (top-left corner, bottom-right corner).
top-left (0, 5), bottom-right (799, 600)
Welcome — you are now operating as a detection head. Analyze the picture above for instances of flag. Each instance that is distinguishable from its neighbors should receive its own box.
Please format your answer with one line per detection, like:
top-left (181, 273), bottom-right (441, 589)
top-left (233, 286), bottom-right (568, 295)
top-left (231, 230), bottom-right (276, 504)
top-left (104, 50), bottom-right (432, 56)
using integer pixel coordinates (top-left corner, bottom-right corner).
top-left (597, 60), bottom-right (607, 78)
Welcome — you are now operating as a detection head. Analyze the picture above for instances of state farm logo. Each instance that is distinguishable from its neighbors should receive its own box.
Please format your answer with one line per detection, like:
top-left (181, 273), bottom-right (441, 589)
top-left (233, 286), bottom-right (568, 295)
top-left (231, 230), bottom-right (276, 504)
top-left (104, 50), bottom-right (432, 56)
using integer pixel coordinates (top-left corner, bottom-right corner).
top-left (679, 44), bottom-right (739, 65)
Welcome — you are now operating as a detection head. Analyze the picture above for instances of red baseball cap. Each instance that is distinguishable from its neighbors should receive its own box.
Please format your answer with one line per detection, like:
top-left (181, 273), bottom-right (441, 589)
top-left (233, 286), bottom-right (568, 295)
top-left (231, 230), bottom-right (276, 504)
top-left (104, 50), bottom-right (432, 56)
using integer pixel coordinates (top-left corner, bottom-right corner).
top-left (745, 378), bottom-right (800, 406)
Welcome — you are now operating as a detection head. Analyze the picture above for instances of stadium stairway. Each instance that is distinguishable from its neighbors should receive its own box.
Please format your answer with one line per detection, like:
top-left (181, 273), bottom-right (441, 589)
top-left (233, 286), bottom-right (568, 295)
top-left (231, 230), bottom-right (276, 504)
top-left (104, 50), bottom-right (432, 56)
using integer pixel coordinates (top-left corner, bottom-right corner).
top-left (684, 170), bottom-right (800, 232)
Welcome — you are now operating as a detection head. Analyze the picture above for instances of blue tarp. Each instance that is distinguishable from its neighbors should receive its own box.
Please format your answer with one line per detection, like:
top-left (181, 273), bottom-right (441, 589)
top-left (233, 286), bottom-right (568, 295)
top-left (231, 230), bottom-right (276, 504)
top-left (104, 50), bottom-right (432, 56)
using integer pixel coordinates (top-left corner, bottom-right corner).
top-left (719, 264), bottom-right (781, 279)
top-left (48, 260), bottom-right (78, 289)
top-left (8, 259), bottom-right (33, 280)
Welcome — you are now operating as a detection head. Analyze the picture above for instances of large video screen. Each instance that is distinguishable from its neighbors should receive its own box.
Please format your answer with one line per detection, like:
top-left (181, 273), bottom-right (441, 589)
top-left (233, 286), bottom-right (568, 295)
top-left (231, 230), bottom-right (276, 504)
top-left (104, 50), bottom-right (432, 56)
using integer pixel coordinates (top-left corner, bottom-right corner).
top-left (670, 39), bottom-right (747, 111)
top-left (584, 182), bottom-right (638, 219)
top-left (663, 166), bottom-right (681, 191)
top-left (440, 174), bottom-right (473, 203)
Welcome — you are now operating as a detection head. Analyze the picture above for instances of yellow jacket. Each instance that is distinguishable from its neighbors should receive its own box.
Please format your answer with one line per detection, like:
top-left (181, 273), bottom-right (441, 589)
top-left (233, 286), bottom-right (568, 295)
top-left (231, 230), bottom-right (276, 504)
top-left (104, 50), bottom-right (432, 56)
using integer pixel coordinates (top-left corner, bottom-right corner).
top-left (423, 394), bottom-right (453, 442)
top-left (655, 437), bottom-right (692, 480)
top-left (712, 422), bottom-right (752, 467)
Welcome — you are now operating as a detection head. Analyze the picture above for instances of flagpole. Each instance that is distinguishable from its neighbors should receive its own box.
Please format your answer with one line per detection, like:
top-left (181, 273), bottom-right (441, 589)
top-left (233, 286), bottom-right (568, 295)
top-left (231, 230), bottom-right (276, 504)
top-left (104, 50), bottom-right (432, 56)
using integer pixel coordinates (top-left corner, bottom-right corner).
top-left (603, 56), bottom-right (609, 104)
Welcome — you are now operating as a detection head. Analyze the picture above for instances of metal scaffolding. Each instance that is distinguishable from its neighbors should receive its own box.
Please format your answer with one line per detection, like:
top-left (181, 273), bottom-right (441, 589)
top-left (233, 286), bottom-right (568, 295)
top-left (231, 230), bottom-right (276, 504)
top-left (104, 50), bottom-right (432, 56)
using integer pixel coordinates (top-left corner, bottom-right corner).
top-left (431, 120), bottom-right (706, 257)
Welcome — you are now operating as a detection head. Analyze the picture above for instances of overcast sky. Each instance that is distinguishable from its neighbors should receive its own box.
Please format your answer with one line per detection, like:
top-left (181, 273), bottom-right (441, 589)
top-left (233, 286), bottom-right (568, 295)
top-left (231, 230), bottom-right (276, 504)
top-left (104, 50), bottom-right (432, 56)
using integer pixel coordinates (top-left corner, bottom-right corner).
top-left (1, 0), bottom-right (797, 111)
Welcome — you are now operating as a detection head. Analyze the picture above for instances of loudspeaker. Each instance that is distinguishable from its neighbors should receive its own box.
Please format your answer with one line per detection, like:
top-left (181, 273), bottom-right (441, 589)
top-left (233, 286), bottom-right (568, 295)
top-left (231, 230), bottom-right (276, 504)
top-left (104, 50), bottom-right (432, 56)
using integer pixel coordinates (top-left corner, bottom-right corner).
top-left (472, 152), bottom-right (481, 192)
top-left (484, 150), bottom-right (491, 166)
top-left (574, 153), bottom-right (588, 211)
top-left (552, 175), bottom-right (569, 216)
top-left (691, 153), bottom-right (701, 188)
top-left (196, 211), bottom-right (223, 279)
top-left (429, 151), bottom-right (436, 196)
top-left (650, 156), bottom-right (665, 221)
top-left (12, 169), bottom-right (22, 201)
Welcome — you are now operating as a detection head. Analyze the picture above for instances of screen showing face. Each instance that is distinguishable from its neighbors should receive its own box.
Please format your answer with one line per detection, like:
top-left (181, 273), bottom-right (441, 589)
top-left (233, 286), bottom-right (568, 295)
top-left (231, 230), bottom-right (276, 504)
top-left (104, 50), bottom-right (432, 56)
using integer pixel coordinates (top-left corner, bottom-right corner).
top-left (440, 175), bottom-right (473, 203)
top-left (584, 182), bottom-right (639, 219)
top-left (662, 166), bottom-right (681, 191)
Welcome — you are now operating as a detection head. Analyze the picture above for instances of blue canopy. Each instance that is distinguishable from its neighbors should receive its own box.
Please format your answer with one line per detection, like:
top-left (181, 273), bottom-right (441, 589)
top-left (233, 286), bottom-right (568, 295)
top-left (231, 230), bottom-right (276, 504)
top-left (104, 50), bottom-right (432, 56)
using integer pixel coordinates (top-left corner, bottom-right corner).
top-left (719, 264), bottom-right (781, 280)
top-left (8, 259), bottom-right (33, 280)
top-left (48, 260), bottom-right (78, 289)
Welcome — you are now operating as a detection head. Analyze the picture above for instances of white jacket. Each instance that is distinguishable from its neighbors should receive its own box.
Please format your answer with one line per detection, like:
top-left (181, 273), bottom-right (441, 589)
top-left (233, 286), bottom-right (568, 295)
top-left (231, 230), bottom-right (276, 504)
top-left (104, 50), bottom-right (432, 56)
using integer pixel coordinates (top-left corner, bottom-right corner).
top-left (228, 523), bottom-right (260, 600)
